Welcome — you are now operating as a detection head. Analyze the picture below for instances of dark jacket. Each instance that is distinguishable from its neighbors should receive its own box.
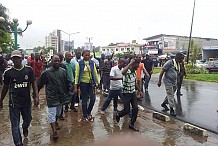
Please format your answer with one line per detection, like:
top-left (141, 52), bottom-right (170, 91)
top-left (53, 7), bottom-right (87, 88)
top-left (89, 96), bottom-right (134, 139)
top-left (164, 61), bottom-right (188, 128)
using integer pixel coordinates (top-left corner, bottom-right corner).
top-left (37, 66), bottom-right (73, 107)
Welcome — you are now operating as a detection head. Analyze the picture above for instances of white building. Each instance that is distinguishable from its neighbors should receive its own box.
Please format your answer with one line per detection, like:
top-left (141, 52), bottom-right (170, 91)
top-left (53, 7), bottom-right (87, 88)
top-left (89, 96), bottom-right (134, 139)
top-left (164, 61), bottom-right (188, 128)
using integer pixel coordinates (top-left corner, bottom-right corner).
top-left (100, 43), bottom-right (142, 55)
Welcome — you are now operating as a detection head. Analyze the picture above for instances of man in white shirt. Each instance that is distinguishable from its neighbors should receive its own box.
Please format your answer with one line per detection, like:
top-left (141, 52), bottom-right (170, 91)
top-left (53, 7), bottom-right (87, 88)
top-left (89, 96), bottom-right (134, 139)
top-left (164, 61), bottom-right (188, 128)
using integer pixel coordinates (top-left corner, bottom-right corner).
top-left (101, 58), bottom-right (126, 113)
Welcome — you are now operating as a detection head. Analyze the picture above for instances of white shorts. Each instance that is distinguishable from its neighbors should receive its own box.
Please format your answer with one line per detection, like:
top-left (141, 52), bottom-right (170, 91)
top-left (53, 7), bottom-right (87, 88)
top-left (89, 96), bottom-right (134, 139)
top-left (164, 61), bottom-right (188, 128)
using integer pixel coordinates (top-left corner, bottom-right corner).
top-left (48, 105), bottom-right (62, 123)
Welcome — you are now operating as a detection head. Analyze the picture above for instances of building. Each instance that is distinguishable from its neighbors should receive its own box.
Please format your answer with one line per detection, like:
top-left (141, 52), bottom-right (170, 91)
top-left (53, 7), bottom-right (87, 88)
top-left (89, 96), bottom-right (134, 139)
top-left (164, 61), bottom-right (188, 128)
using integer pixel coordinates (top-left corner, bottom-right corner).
top-left (45, 29), bottom-right (64, 56)
top-left (64, 40), bottom-right (74, 52)
top-left (100, 43), bottom-right (142, 55)
top-left (143, 34), bottom-right (218, 60)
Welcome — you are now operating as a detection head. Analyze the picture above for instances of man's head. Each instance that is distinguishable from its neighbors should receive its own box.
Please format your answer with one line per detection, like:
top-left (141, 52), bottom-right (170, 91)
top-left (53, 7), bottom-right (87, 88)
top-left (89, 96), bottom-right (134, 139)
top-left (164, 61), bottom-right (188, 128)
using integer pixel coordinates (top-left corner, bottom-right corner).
top-left (35, 54), bottom-right (40, 61)
top-left (132, 59), bottom-right (140, 70)
top-left (11, 50), bottom-right (22, 67)
top-left (65, 52), bottom-right (72, 62)
top-left (82, 50), bottom-right (91, 61)
top-left (145, 54), bottom-right (150, 59)
top-left (57, 52), bottom-right (64, 62)
top-left (136, 54), bottom-right (142, 60)
top-left (101, 53), bottom-right (105, 60)
top-left (104, 59), bottom-right (109, 65)
top-left (30, 53), bottom-right (35, 59)
top-left (52, 55), bottom-right (60, 69)
top-left (75, 50), bottom-right (81, 60)
top-left (175, 53), bottom-right (184, 63)
top-left (118, 58), bottom-right (127, 68)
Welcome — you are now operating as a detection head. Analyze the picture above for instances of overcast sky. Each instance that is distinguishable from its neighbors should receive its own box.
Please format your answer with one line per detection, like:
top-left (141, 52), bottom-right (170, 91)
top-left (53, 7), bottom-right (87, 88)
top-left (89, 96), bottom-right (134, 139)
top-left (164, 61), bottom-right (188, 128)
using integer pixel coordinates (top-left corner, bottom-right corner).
top-left (1, 0), bottom-right (218, 49)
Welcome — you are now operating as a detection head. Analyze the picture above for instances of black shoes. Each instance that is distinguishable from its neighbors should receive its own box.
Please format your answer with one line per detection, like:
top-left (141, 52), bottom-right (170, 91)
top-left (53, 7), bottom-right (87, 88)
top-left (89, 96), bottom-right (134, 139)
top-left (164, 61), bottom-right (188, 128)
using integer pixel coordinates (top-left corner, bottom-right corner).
top-left (59, 115), bottom-right (65, 120)
top-left (161, 103), bottom-right (169, 111)
top-left (116, 113), bottom-right (120, 123)
top-left (170, 108), bottom-right (176, 116)
top-left (23, 128), bottom-right (28, 138)
top-left (55, 122), bottom-right (61, 130)
top-left (53, 131), bottom-right (58, 140)
top-left (129, 124), bottom-right (139, 132)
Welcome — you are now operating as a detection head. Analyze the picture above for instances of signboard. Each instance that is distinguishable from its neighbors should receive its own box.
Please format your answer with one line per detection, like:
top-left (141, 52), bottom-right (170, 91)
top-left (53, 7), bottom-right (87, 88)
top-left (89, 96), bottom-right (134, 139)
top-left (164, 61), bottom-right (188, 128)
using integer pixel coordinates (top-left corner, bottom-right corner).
top-left (84, 42), bottom-right (93, 50)
top-left (163, 37), bottom-right (176, 49)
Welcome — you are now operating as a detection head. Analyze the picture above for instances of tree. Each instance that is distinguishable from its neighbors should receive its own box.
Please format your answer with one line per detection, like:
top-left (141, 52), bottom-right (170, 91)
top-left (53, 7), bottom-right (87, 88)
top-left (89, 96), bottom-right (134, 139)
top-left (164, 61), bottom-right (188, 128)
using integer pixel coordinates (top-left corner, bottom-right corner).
top-left (190, 40), bottom-right (201, 66)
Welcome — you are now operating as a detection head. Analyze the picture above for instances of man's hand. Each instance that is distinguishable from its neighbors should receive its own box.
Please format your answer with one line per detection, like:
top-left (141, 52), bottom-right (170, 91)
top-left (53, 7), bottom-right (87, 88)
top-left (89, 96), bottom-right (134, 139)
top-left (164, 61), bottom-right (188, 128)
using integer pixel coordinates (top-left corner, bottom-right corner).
top-left (157, 80), bottom-right (161, 87)
top-left (33, 96), bottom-right (39, 107)
top-left (130, 59), bottom-right (135, 65)
top-left (0, 100), bottom-right (3, 109)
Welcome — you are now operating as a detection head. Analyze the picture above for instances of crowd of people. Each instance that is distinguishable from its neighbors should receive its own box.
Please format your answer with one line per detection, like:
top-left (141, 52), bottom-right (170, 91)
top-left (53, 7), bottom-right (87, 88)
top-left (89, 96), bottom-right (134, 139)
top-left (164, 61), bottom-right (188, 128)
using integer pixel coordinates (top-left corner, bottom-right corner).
top-left (0, 49), bottom-right (185, 146)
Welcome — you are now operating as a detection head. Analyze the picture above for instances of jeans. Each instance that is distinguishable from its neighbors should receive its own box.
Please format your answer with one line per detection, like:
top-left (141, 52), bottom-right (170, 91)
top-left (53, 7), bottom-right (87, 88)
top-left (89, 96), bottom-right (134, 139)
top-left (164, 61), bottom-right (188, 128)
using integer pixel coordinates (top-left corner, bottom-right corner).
top-left (101, 89), bottom-right (122, 111)
top-left (118, 92), bottom-right (138, 125)
top-left (80, 82), bottom-right (96, 118)
top-left (144, 74), bottom-right (151, 90)
top-left (103, 75), bottom-right (110, 91)
top-left (9, 104), bottom-right (32, 146)
top-left (177, 76), bottom-right (184, 94)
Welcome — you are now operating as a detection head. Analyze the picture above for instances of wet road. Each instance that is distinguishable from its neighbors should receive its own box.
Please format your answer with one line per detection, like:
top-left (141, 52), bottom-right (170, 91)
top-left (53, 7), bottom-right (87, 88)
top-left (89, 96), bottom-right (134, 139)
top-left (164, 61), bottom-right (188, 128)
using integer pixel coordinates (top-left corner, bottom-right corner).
top-left (1, 87), bottom-right (218, 145)
top-left (140, 74), bottom-right (218, 134)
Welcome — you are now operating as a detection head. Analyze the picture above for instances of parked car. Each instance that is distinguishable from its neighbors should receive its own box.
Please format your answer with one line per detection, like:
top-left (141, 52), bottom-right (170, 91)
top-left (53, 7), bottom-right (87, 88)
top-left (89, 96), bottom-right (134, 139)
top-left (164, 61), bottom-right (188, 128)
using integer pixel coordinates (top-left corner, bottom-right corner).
top-left (205, 61), bottom-right (218, 73)
top-left (196, 60), bottom-right (207, 67)
top-left (150, 57), bottom-right (159, 67)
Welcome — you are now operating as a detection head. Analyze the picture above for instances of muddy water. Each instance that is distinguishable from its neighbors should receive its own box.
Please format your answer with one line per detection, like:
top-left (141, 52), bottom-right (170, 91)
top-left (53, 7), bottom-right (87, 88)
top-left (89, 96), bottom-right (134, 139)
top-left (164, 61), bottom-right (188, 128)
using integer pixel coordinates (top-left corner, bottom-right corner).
top-left (1, 88), bottom-right (218, 146)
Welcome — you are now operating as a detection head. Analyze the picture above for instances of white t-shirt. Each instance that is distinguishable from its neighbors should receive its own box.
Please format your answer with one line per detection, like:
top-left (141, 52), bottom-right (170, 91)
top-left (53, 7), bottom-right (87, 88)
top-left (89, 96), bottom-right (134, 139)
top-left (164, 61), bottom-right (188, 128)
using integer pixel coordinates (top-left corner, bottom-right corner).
top-left (110, 65), bottom-right (123, 90)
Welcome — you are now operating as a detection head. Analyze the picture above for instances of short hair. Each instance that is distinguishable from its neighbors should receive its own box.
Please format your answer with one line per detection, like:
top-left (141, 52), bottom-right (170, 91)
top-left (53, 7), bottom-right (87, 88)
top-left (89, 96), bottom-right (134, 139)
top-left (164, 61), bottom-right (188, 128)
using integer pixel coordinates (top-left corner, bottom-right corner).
top-left (82, 50), bottom-right (90, 56)
top-left (175, 53), bottom-right (184, 59)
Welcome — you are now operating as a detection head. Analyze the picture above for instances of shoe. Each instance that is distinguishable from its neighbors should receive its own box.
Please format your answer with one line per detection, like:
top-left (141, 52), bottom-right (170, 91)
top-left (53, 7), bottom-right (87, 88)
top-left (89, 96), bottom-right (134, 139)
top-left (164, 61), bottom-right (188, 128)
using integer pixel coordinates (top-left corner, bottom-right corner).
top-left (64, 109), bottom-right (68, 113)
top-left (161, 103), bottom-right (169, 111)
top-left (83, 117), bottom-right (89, 122)
top-left (23, 128), bottom-right (28, 138)
top-left (71, 108), bottom-right (78, 112)
top-left (129, 125), bottom-right (139, 132)
top-left (170, 108), bottom-right (176, 116)
top-left (100, 110), bottom-right (105, 114)
top-left (88, 115), bottom-right (94, 121)
top-left (116, 113), bottom-right (120, 123)
top-left (53, 131), bottom-right (58, 140)
top-left (55, 122), bottom-right (61, 130)
top-left (59, 115), bottom-right (65, 120)
top-left (75, 103), bottom-right (79, 107)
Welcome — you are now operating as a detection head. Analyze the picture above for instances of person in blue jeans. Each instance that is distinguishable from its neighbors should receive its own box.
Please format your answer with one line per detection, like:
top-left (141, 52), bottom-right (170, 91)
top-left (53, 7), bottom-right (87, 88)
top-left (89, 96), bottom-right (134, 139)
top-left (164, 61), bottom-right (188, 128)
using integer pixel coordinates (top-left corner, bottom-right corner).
top-left (74, 50), bottom-right (100, 121)
top-left (0, 50), bottom-right (39, 146)
top-left (101, 58), bottom-right (126, 113)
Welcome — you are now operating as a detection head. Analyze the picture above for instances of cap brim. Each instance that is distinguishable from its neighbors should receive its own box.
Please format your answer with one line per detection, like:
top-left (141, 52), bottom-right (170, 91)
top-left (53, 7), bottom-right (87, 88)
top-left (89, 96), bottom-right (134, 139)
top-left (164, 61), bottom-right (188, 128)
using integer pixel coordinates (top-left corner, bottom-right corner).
top-left (11, 55), bottom-right (22, 58)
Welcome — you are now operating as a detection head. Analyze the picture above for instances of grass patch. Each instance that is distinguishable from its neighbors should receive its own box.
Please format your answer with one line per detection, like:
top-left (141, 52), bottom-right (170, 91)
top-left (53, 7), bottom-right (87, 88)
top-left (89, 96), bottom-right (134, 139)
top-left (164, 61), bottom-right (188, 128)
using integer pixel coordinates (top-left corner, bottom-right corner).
top-left (186, 74), bottom-right (218, 82)
top-left (153, 68), bottom-right (162, 74)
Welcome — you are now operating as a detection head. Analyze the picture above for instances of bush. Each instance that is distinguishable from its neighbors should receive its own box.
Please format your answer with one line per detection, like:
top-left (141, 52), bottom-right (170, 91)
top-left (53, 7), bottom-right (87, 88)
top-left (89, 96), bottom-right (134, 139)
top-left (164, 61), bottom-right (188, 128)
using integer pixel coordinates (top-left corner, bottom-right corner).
top-left (185, 64), bottom-right (207, 74)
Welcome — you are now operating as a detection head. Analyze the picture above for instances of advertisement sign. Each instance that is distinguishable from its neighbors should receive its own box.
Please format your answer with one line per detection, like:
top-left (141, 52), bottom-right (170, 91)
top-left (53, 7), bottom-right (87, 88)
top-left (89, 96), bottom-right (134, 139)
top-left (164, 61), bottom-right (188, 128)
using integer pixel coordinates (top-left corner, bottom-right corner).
top-left (163, 37), bottom-right (176, 49)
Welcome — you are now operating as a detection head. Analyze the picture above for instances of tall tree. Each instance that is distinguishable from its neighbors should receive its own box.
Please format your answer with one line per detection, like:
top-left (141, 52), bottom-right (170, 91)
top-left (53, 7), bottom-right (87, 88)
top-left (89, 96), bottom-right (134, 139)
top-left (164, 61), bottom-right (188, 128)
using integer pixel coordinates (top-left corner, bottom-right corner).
top-left (190, 40), bottom-right (201, 66)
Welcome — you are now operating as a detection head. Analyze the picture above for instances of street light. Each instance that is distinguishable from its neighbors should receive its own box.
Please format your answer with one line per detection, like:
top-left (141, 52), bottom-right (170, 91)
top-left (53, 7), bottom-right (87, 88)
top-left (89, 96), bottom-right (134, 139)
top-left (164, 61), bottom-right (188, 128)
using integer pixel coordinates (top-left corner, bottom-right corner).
top-left (187, 0), bottom-right (196, 63)
top-left (0, 17), bottom-right (32, 50)
top-left (60, 30), bottom-right (80, 52)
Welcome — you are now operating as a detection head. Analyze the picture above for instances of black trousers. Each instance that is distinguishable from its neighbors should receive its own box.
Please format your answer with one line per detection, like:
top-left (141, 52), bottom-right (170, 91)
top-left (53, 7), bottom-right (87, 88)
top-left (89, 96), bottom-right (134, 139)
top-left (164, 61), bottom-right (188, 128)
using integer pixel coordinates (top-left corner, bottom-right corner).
top-left (118, 92), bottom-right (138, 125)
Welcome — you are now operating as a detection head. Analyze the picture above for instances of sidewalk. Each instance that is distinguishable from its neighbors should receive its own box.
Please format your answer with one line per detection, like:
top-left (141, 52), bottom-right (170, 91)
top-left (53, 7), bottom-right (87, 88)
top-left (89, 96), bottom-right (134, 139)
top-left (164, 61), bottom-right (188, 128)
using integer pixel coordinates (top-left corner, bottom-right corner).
top-left (0, 89), bottom-right (218, 145)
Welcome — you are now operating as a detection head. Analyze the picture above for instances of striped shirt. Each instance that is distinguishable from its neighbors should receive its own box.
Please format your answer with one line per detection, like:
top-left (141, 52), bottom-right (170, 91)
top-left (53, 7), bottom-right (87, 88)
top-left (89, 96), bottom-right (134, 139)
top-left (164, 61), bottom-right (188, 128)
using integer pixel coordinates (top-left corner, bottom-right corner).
top-left (122, 69), bottom-right (136, 93)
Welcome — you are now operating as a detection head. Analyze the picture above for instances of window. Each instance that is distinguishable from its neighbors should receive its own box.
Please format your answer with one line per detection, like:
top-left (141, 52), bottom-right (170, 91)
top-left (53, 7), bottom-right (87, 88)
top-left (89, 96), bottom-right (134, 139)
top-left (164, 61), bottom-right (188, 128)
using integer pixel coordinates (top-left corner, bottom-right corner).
top-left (127, 48), bottom-right (130, 51)
top-left (121, 48), bottom-right (124, 51)
top-left (116, 48), bottom-right (118, 51)
top-left (131, 48), bottom-right (134, 50)
top-left (102, 49), bottom-right (105, 51)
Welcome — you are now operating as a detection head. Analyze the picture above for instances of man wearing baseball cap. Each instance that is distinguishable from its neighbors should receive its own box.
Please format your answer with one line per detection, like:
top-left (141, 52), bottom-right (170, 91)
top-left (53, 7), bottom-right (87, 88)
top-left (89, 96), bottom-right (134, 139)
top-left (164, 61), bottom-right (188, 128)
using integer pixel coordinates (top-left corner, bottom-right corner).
top-left (0, 50), bottom-right (39, 146)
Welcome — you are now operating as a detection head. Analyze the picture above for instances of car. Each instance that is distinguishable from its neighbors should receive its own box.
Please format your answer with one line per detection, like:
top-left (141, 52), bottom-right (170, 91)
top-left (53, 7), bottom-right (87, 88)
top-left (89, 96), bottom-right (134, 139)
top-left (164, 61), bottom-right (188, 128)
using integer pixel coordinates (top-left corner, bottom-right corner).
top-left (205, 61), bottom-right (218, 73)
top-left (150, 57), bottom-right (159, 67)
top-left (196, 60), bottom-right (207, 67)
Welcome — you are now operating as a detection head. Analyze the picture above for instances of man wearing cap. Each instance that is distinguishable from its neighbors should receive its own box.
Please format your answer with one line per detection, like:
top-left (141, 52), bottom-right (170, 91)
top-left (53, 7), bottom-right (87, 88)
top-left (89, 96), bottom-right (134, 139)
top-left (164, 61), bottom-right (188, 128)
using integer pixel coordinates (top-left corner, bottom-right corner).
top-left (0, 50), bottom-right (39, 146)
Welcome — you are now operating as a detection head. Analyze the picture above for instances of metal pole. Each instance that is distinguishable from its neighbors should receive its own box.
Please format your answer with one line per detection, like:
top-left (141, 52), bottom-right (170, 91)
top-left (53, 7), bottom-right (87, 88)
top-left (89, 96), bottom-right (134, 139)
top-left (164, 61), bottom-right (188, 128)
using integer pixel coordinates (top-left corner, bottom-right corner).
top-left (187, 0), bottom-right (196, 64)
top-left (14, 22), bottom-right (18, 50)
top-left (69, 34), bottom-right (71, 52)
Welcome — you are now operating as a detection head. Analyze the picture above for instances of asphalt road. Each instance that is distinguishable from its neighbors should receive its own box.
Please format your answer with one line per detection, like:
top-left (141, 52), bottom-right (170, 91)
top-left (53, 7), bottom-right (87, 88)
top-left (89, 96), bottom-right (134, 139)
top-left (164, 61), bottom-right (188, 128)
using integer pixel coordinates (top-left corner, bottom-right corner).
top-left (140, 74), bottom-right (218, 134)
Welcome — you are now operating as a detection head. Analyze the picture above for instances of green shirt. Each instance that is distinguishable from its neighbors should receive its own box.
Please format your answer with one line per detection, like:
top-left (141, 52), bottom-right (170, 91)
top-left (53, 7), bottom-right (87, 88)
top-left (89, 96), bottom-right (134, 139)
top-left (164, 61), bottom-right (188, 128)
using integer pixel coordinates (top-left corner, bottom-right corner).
top-left (64, 60), bottom-right (75, 83)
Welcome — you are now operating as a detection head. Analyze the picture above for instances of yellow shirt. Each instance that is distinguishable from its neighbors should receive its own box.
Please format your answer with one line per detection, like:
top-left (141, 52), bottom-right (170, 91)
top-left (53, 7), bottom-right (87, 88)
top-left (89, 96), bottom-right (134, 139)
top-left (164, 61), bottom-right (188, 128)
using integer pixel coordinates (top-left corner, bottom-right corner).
top-left (75, 60), bottom-right (100, 85)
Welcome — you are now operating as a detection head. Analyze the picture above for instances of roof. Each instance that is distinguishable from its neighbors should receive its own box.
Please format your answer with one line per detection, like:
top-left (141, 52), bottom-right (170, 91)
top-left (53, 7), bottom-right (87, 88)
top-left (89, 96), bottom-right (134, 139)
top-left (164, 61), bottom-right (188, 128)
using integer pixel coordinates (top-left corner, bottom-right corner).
top-left (143, 34), bottom-right (218, 41)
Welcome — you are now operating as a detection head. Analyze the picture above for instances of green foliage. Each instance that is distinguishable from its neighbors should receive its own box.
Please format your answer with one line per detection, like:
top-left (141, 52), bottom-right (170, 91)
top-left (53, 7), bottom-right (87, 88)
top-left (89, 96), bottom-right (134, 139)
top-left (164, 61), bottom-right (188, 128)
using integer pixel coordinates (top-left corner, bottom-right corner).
top-left (186, 74), bottom-right (218, 83)
top-left (153, 68), bottom-right (162, 74)
top-left (0, 30), bottom-right (13, 53)
top-left (185, 64), bottom-right (206, 74)
top-left (190, 40), bottom-right (201, 66)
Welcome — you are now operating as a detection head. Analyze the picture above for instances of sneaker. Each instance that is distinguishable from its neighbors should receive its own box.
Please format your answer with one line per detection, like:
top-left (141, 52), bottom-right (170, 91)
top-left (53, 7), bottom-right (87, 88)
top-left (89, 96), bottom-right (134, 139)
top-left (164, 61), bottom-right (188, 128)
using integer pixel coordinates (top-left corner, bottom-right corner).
top-left (71, 108), bottom-right (78, 112)
top-left (129, 124), bottom-right (139, 132)
top-left (59, 115), bottom-right (65, 120)
top-left (100, 110), bottom-right (105, 114)
top-left (75, 103), bottom-right (79, 107)
top-left (116, 113), bottom-right (120, 123)
top-left (53, 131), bottom-right (58, 140)
top-left (170, 108), bottom-right (176, 117)
top-left (88, 115), bottom-right (94, 121)
top-left (161, 103), bottom-right (169, 111)
top-left (23, 128), bottom-right (28, 138)
top-left (83, 117), bottom-right (89, 122)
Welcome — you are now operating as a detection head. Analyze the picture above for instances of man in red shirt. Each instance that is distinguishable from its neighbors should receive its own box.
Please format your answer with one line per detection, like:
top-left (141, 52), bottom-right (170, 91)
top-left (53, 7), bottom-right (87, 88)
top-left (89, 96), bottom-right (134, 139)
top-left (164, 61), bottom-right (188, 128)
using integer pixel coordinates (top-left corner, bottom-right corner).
top-left (30, 54), bottom-right (43, 80)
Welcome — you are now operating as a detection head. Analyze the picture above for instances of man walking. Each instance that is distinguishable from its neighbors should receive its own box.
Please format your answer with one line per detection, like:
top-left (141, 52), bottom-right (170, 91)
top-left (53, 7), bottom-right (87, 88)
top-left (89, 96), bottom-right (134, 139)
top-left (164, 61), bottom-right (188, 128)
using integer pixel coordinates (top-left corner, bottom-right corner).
top-left (37, 55), bottom-right (73, 140)
top-left (0, 50), bottom-right (39, 146)
top-left (101, 58), bottom-right (126, 113)
top-left (157, 53), bottom-right (184, 116)
top-left (116, 59), bottom-right (140, 131)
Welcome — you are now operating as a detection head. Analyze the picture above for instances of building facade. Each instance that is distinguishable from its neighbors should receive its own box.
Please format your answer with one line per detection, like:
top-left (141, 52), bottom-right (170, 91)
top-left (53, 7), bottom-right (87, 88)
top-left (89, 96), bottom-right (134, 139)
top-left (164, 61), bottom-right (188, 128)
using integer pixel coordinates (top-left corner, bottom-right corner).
top-left (100, 43), bottom-right (142, 55)
top-left (143, 34), bottom-right (218, 60)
